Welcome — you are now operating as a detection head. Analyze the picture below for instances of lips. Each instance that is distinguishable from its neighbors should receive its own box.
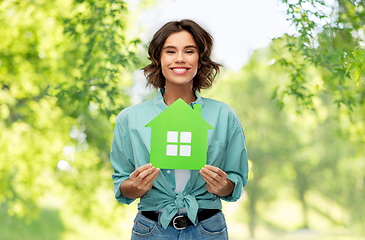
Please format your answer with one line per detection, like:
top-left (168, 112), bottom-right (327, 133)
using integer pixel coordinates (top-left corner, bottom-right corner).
top-left (171, 67), bottom-right (190, 74)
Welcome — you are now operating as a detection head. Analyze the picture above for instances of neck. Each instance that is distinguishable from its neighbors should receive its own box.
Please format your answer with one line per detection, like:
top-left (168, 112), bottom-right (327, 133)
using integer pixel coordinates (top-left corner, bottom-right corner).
top-left (163, 83), bottom-right (197, 106)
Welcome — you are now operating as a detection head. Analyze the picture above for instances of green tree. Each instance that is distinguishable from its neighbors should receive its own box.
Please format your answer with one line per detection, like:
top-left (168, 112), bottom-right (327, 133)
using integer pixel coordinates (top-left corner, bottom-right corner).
top-left (277, 0), bottom-right (365, 110)
top-left (0, 0), bottom-right (140, 226)
top-left (275, 2), bottom-right (365, 232)
top-left (205, 38), bottom-right (364, 237)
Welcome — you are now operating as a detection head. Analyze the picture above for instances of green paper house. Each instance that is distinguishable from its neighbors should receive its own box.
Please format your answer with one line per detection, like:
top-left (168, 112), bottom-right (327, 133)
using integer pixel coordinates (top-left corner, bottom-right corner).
top-left (145, 98), bottom-right (214, 170)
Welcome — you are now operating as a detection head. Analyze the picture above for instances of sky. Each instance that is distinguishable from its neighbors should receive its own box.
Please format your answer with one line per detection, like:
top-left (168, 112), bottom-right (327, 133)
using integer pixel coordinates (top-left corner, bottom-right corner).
top-left (131, 0), bottom-right (293, 71)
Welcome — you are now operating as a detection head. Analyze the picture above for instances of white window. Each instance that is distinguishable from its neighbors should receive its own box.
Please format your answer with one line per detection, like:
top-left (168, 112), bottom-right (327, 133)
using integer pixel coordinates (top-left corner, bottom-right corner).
top-left (179, 145), bottom-right (191, 156)
top-left (180, 132), bottom-right (191, 143)
top-left (166, 131), bottom-right (192, 157)
top-left (166, 145), bottom-right (178, 156)
top-left (167, 131), bottom-right (178, 143)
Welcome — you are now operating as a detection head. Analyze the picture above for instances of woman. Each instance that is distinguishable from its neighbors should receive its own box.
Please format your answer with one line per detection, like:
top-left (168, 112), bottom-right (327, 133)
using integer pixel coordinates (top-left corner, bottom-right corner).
top-left (110, 19), bottom-right (248, 239)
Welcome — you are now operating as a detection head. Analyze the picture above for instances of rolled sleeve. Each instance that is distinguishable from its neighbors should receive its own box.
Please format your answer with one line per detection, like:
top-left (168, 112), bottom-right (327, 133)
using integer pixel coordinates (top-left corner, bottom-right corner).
top-left (110, 114), bottom-right (136, 205)
top-left (220, 120), bottom-right (249, 202)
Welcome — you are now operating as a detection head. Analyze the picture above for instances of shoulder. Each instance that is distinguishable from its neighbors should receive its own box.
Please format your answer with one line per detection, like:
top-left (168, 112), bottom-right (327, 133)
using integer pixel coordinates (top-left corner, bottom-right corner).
top-left (201, 97), bottom-right (243, 134)
top-left (202, 97), bottom-right (239, 117)
top-left (116, 98), bottom-right (155, 124)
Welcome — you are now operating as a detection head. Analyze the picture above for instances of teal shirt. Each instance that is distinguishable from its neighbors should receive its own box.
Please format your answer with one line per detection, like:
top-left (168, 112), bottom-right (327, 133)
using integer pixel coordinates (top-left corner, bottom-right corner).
top-left (110, 90), bottom-right (248, 229)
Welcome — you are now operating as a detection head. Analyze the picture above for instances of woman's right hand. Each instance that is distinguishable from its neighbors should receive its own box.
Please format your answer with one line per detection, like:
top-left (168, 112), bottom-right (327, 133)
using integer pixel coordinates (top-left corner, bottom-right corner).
top-left (120, 163), bottom-right (160, 199)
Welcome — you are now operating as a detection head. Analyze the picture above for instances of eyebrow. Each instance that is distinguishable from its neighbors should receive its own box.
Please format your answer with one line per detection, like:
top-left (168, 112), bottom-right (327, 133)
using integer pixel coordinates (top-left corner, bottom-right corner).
top-left (163, 45), bottom-right (197, 50)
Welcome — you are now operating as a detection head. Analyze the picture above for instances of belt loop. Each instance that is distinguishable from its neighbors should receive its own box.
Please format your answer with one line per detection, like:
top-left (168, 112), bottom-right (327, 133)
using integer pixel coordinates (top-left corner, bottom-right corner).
top-left (157, 211), bottom-right (162, 226)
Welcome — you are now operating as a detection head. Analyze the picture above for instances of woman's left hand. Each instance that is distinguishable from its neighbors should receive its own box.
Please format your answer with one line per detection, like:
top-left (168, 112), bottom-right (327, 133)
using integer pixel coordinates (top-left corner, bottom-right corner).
top-left (199, 165), bottom-right (234, 197)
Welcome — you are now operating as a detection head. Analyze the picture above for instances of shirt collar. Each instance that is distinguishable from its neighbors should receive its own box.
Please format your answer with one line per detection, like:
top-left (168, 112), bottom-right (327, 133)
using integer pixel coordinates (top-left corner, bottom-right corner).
top-left (153, 88), bottom-right (204, 115)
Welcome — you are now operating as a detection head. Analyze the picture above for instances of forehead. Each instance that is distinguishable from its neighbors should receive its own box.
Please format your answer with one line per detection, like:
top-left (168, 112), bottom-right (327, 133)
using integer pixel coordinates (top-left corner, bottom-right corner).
top-left (163, 30), bottom-right (197, 47)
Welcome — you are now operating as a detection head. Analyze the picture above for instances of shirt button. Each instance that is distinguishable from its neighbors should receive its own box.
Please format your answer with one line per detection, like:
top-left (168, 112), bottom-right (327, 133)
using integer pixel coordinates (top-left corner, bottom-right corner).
top-left (167, 170), bottom-right (171, 174)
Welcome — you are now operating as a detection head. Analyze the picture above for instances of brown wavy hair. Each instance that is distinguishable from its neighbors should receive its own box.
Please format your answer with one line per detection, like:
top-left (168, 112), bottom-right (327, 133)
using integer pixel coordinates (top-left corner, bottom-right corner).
top-left (143, 19), bottom-right (221, 91)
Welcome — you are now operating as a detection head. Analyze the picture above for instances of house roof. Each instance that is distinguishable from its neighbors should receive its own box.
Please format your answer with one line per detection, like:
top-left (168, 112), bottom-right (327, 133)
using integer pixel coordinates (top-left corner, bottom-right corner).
top-left (145, 98), bottom-right (213, 130)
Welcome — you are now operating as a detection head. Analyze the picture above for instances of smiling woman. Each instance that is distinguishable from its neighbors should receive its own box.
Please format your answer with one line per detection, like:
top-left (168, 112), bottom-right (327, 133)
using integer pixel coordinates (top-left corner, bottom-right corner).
top-left (160, 31), bottom-right (199, 105)
top-left (143, 20), bottom-right (221, 92)
top-left (110, 19), bottom-right (249, 240)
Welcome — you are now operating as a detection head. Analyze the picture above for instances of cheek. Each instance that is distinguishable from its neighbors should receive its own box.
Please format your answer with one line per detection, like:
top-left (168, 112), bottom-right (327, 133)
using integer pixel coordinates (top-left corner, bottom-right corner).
top-left (160, 61), bottom-right (168, 79)
top-left (193, 56), bottom-right (199, 68)
top-left (160, 56), bottom-right (170, 69)
top-left (160, 58), bottom-right (166, 72)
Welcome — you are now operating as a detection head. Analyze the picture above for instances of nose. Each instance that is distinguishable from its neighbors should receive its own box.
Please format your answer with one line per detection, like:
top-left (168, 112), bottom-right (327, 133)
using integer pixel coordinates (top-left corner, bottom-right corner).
top-left (175, 52), bottom-right (185, 63)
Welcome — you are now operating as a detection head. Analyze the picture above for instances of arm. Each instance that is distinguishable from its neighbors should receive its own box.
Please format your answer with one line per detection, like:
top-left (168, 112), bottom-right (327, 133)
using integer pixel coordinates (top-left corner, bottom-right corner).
top-left (199, 165), bottom-right (234, 197)
top-left (111, 113), bottom-right (152, 204)
top-left (220, 119), bottom-right (249, 202)
top-left (111, 114), bottom-right (161, 202)
top-left (200, 109), bottom-right (248, 200)
top-left (120, 163), bottom-right (160, 199)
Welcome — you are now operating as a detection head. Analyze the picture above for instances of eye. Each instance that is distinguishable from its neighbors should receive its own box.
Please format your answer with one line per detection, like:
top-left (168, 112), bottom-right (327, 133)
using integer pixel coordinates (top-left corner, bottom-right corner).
top-left (186, 49), bottom-right (195, 54)
top-left (166, 50), bottom-right (175, 54)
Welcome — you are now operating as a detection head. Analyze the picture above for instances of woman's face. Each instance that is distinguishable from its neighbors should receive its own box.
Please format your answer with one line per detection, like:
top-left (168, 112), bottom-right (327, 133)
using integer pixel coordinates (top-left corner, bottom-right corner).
top-left (160, 31), bottom-right (199, 89)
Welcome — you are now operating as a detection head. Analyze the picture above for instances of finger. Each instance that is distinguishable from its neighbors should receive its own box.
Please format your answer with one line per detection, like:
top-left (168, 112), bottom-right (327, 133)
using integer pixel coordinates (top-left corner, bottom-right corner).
top-left (130, 163), bottom-right (152, 179)
top-left (201, 169), bottom-right (228, 190)
top-left (200, 171), bottom-right (220, 188)
top-left (201, 175), bottom-right (219, 193)
top-left (142, 168), bottom-right (160, 187)
top-left (136, 166), bottom-right (156, 181)
top-left (203, 165), bottom-right (227, 178)
top-left (136, 168), bottom-right (160, 191)
top-left (200, 167), bottom-right (224, 182)
top-left (141, 167), bottom-right (159, 183)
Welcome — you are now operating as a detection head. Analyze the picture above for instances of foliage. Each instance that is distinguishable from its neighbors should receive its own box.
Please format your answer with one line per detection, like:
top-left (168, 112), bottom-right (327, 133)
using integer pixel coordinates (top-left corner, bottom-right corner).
top-left (1, 0), bottom-right (364, 238)
top-left (0, 0), bottom-right (140, 225)
top-left (277, 0), bottom-right (365, 109)
top-left (56, 0), bottom-right (141, 118)
top-left (0, 204), bottom-right (65, 240)
top-left (273, 4), bottom-right (365, 228)
top-left (205, 39), bottom-right (365, 237)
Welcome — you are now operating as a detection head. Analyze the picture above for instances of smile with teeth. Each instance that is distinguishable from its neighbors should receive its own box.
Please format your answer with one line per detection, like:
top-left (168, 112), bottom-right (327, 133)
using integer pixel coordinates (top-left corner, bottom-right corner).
top-left (171, 68), bottom-right (189, 73)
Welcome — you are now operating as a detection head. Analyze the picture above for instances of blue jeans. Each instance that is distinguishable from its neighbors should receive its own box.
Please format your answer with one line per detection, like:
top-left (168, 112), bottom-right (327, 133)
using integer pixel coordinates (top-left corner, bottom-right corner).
top-left (130, 210), bottom-right (228, 240)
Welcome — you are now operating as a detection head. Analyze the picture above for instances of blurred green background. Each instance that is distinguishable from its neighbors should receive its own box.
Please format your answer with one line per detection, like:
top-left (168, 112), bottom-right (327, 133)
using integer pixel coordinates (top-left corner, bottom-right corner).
top-left (0, 0), bottom-right (364, 239)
